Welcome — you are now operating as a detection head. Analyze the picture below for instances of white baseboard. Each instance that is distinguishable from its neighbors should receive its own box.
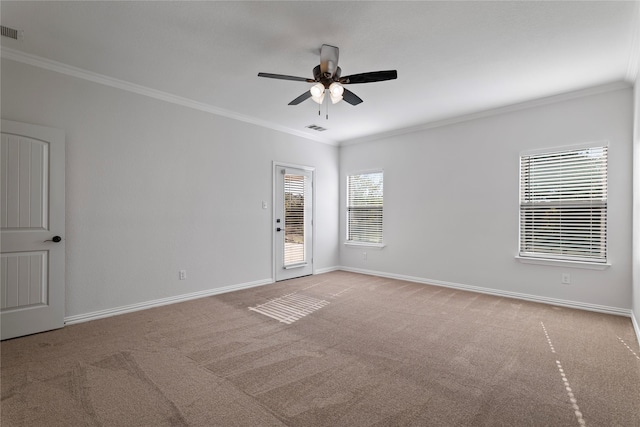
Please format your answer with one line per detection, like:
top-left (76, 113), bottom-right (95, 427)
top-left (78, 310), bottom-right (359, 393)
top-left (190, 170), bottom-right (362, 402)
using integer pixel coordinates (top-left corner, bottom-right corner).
top-left (64, 278), bottom-right (274, 325)
top-left (64, 267), bottom-right (636, 332)
top-left (632, 311), bottom-right (640, 345)
top-left (338, 266), bottom-right (632, 317)
top-left (314, 266), bottom-right (341, 275)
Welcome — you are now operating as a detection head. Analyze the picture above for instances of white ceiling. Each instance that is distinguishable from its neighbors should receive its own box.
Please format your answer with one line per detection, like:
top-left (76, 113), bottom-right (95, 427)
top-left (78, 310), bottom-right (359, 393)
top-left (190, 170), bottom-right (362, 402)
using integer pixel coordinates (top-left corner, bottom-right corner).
top-left (1, 1), bottom-right (638, 145)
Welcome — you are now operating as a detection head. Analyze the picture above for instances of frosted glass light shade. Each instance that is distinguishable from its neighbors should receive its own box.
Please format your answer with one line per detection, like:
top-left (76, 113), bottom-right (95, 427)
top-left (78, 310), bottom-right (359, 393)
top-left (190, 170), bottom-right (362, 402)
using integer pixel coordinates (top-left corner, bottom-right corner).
top-left (329, 82), bottom-right (344, 97)
top-left (310, 83), bottom-right (324, 97)
top-left (310, 83), bottom-right (325, 104)
top-left (330, 93), bottom-right (343, 104)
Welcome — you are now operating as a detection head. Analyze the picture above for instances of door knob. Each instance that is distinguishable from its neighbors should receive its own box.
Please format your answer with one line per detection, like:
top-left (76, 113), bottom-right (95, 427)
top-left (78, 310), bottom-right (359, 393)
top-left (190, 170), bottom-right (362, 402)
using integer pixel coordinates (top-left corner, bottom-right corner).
top-left (44, 236), bottom-right (62, 243)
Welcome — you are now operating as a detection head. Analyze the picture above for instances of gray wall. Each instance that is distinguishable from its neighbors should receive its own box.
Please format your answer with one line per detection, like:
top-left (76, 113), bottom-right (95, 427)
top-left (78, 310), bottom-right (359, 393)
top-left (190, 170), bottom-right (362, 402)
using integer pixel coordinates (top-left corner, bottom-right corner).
top-left (340, 88), bottom-right (633, 311)
top-left (2, 57), bottom-right (636, 323)
top-left (1, 59), bottom-right (340, 319)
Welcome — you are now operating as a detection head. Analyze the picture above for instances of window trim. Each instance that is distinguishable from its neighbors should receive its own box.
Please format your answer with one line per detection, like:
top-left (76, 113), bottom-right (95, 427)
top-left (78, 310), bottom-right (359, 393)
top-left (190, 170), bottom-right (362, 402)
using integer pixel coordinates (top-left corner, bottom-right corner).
top-left (515, 255), bottom-right (610, 270)
top-left (344, 241), bottom-right (387, 249)
top-left (345, 169), bottom-right (384, 247)
top-left (517, 141), bottom-right (609, 267)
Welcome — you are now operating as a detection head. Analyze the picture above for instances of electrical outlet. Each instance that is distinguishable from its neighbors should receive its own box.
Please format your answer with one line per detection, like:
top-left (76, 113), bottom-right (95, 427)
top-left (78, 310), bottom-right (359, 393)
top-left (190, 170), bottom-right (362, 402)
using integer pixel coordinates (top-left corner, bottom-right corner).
top-left (179, 270), bottom-right (187, 280)
top-left (362, 252), bottom-right (367, 260)
top-left (561, 273), bottom-right (570, 284)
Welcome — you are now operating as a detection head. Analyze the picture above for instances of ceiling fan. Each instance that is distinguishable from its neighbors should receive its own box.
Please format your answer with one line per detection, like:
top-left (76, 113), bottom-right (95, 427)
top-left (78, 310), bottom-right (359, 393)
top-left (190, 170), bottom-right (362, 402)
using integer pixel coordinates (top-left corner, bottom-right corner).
top-left (258, 44), bottom-right (397, 106)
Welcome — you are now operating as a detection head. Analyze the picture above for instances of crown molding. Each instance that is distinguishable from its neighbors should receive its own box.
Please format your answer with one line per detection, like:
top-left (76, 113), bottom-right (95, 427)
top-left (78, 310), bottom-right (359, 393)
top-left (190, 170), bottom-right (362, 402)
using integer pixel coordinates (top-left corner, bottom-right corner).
top-left (340, 81), bottom-right (632, 147)
top-left (2, 46), bottom-right (631, 149)
top-left (0, 47), bottom-right (338, 146)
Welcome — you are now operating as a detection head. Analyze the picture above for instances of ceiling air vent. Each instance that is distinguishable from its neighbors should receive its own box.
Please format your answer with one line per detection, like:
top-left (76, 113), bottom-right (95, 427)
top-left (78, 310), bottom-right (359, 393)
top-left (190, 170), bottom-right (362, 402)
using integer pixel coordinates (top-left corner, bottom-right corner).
top-left (1, 25), bottom-right (21, 40)
top-left (306, 124), bottom-right (327, 132)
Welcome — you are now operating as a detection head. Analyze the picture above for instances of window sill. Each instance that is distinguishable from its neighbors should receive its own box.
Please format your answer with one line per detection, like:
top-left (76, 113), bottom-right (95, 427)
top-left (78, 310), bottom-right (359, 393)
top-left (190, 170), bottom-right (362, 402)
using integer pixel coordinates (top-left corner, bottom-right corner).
top-left (515, 256), bottom-right (610, 270)
top-left (344, 242), bottom-right (386, 249)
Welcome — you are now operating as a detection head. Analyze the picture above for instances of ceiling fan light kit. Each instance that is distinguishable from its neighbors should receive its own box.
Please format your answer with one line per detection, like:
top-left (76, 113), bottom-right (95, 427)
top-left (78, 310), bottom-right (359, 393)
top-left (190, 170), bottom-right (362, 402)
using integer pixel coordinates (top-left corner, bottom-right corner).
top-left (329, 82), bottom-right (344, 97)
top-left (310, 82), bottom-right (326, 104)
top-left (258, 44), bottom-right (397, 112)
top-left (328, 82), bottom-right (344, 104)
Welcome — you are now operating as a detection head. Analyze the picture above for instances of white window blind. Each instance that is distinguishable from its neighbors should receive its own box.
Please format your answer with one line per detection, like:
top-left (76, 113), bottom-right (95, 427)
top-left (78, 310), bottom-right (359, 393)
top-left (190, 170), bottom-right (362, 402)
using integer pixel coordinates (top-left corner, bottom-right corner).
top-left (284, 174), bottom-right (305, 266)
top-left (347, 171), bottom-right (383, 244)
top-left (519, 145), bottom-right (607, 263)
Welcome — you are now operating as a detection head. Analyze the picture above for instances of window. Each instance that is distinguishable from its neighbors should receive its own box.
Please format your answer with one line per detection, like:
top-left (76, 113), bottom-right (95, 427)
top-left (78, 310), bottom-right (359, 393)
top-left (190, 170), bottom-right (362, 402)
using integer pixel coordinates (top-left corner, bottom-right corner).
top-left (519, 143), bottom-right (608, 264)
top-left (284, 173), bottom-right (305, 266)
top-left (346, 171), bottom-right (383, 245)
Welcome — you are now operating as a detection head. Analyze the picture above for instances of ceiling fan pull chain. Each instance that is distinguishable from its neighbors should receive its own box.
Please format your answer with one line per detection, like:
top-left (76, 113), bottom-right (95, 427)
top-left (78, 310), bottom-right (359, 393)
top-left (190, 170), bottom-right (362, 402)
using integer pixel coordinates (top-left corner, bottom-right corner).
top-left (326, 96), bottom-right (329, 120)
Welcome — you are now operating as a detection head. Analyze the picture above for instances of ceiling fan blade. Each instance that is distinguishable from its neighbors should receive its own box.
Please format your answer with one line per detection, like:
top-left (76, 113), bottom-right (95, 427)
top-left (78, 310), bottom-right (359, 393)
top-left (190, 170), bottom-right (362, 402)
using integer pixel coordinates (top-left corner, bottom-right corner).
top-left (288, 91), bottom-right (312, 105)
top-left (342, 88), bottom-right (363, 106)
top-left (258, 72), bottom-right (315, 83)
top-left (340, 70), bottom-right (397, 84)
top-left (320, 44), bottom-right (339, 77)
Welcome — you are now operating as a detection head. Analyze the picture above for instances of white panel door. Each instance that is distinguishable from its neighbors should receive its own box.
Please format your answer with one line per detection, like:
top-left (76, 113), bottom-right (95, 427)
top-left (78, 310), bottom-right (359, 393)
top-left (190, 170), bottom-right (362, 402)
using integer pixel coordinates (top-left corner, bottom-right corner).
top-left (1, 120), bottom-right (65, 340)
top-left (274, 165), bottom-right (313, 281)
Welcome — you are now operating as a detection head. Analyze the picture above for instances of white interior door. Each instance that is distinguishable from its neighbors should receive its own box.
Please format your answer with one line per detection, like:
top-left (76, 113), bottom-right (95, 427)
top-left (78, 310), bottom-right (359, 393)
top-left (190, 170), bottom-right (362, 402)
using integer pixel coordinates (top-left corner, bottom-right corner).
top-left (1, 120), bottom-right (65, 340)
top-left (274, 164), bottom-right (313, 281)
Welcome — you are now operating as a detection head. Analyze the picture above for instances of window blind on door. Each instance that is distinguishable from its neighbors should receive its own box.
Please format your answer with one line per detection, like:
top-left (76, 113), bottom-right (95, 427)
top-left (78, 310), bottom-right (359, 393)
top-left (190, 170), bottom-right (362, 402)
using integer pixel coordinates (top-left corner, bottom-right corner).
top-left (519, 145), bottom-right (607, 263)
top-left (347, 171), bottom-right (383, 244)
top-left (284, 174), bottom-right (305, 265)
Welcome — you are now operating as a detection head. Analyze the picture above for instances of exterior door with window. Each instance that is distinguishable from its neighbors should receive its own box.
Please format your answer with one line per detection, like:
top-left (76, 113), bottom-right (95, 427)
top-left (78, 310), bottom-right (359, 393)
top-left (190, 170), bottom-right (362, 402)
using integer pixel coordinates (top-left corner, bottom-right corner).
top-left (274, 165), bottom-right (313, 281)
top-left (1, 120), bottom-right (66, 340)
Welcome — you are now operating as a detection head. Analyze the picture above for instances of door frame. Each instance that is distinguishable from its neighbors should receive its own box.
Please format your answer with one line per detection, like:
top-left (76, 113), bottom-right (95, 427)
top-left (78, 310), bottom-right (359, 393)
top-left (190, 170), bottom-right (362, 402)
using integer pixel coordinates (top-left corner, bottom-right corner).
top-left (272, 161), bottom-right (315, 281)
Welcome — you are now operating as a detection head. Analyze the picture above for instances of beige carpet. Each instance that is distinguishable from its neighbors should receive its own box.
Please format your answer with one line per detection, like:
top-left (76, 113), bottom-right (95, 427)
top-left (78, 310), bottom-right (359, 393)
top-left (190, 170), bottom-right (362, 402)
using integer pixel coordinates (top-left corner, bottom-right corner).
top-left (2, 271), bottom-right (639, 426)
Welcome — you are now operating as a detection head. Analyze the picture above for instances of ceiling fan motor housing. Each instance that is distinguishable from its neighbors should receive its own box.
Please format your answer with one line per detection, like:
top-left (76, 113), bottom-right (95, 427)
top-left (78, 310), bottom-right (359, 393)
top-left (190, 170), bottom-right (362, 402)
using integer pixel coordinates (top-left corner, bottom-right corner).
top-left (313, 65), bottom-right (342, 88)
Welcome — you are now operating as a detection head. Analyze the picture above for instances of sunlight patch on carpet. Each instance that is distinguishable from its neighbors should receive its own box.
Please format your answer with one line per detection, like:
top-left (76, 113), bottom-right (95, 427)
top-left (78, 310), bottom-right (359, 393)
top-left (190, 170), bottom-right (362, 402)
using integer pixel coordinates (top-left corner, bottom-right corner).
top-left (556, 360), bottom-right (586, 426)
top-left (541, 322), bottom-right (556, 354)
top-left (617, 336), bottom-right (640, 360)
top-left (329, 287), bottom-right (352, 298)
top-left (542, 322), bottom-right (586, 426)
top-left (248, 293), bottom-right (330, 324)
